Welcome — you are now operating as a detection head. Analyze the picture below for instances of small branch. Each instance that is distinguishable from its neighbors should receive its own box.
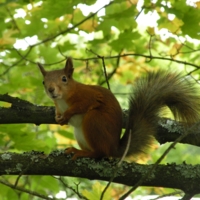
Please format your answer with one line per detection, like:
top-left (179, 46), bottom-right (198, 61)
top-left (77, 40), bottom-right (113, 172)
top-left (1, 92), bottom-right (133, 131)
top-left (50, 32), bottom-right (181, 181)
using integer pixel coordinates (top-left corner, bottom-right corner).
top-left (5, 51), bottom-right (200, 76)
top-left (5, 6), bottom-right (21, 32)
top-left (71, 53), bottom-right (200, 70)
top-left (0, 47), bottom-right (33, 77)
top-left (87, 49), bottom-right (111, 90)
top-left (101, 56), bottom-right (110, 90)
top-left (56, 177), bottom-right (87, 200)
top-left (146, 31), bottom-right (154, 62)
top-left (99, 51), bottom-right (122, 86)
top-left (135, 6), bottom-right (144, 20)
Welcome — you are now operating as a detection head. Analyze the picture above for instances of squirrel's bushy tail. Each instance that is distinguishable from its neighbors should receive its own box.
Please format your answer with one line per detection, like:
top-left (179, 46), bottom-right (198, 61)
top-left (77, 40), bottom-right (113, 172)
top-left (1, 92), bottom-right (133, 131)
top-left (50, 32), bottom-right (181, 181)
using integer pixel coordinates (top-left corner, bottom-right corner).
top-left (119, 71), bottom-right (200, 157)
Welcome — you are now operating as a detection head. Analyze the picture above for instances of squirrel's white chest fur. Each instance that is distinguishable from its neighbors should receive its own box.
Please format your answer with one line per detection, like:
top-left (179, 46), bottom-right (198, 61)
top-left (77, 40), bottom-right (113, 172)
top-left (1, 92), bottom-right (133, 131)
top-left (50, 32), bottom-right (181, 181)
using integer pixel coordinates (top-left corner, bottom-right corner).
top-left (55, 99), bottom-right (89, 150)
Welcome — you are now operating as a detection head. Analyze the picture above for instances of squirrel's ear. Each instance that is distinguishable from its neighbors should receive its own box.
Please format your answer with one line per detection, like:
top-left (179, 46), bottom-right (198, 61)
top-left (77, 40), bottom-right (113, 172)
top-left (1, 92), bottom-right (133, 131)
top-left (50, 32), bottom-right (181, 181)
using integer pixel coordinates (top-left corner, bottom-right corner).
top-left (64, 57), bottom-right (74, 78)
top-left (37, 63), bottom-right (47, 76)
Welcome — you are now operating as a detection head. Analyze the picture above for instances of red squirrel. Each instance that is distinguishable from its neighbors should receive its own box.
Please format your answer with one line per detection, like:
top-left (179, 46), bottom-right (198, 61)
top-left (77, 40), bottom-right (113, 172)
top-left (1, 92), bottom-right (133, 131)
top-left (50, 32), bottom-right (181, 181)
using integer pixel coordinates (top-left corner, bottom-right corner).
top-left (38, 58), bottom-right (200, 159)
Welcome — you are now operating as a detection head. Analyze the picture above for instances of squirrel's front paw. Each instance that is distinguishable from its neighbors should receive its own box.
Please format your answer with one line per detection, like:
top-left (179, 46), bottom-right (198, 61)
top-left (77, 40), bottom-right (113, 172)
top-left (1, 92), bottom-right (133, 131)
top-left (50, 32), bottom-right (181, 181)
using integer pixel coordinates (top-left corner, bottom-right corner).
top-left (55, 115), bottom-right (68, 125)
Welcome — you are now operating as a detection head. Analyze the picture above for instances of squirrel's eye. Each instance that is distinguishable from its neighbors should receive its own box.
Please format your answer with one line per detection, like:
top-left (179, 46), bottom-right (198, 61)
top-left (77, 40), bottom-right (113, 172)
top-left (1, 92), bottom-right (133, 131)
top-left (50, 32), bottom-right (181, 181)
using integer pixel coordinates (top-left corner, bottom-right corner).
top-left (42, 81), bottom-right (45, 85)
top-left (62, 76), bottom-right (67, 82)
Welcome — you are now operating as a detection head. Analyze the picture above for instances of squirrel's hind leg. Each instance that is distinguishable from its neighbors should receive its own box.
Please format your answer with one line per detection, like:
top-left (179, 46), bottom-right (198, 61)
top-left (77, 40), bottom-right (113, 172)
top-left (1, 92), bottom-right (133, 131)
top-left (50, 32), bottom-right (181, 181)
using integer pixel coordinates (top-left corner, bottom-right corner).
top-left (65, 147), bottom-right (103, 160)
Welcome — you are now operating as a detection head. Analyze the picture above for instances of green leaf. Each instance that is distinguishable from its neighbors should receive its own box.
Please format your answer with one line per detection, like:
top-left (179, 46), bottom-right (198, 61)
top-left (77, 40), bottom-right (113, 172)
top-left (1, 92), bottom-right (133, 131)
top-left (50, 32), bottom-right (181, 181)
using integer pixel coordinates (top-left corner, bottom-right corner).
top-left (82, 182), bottom-right (112, 200)
top-left (84, 0), bottom-right (96, 6)
top-left (41, 0), bottom-right (74, 19)
top-left (31, 176), bottom-right (60, 194)
top-left (7, 189), bottom-right (18, 200)
top-left (107, 6), bottom-right (137, 19)
top-left (39, 45), bottom-right (60, 63)
top-left (57, 130), bottom-right (74, 140)
top-left (0, 184), bottom-right (18, 200)
top-left (58, 41), bottom-right (77, 52)
top-left (157, 17), bottom-right (183, 33)
top-left (109, 30), bottom-right (141, 52)
top-left (1, 125), bottom-right (53, 152)
top-left (182, 7), bottom-right (200, 39)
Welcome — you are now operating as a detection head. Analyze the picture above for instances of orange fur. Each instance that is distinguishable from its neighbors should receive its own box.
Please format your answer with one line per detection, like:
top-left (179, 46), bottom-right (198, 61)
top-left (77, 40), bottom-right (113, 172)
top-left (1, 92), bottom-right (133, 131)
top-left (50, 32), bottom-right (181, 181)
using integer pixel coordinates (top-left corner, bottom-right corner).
top-left (38, 58), bottom-right (122, 159)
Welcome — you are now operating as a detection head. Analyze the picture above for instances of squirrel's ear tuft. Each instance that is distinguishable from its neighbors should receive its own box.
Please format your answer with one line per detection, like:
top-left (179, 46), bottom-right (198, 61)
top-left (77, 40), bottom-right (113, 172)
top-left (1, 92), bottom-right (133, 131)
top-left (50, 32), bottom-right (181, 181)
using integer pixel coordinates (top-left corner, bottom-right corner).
top-left (37, 63), bottom-right (47, 76)
top-left (64, 57), bottom-right (74, 78)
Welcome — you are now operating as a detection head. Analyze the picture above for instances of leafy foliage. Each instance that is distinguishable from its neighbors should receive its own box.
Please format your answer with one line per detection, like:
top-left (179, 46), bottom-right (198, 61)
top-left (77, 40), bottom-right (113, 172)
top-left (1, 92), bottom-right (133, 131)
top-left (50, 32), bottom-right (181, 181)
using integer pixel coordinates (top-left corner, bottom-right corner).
top-left (0, 0), bottom-right (200, 199)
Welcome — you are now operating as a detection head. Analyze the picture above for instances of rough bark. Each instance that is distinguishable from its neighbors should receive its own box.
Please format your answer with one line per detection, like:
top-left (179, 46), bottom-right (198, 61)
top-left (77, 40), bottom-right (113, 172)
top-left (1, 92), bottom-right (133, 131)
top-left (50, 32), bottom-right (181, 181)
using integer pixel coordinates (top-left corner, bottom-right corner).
top-left (0, 151), bottom-right (200, 195)
top-left (1, 93), bottom-right (200, 147)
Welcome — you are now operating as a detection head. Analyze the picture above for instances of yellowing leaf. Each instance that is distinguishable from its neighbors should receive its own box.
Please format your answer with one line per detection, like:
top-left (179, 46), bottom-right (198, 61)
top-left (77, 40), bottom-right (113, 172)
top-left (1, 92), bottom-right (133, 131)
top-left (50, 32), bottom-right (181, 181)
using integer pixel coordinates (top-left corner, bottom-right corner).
top-left (147, 27), bottom-right (155, 35)
top-left (159, 17), bottom-right (183, 33)
top-left (79, 19), bottom-right (98, 32)
top-left (168, 43), bottom-right (182, 57)
top-left (169, 46), bottom-right (178, 56)
top-left (172, 17), bottom-right (184, 28)
top-left (0, 29), bottom-right (18, 45)
top-left (195, 1), bottom-right (200, 8)
top-left (82, 182), bottom-right (112, 200)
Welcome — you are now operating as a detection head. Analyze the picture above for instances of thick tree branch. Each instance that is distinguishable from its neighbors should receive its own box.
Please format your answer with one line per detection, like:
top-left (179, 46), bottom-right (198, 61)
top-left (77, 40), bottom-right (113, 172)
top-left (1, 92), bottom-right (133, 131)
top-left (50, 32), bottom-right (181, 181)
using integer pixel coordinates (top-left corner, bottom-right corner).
top-left (1, 94), bottom-right (200, 147)
top-left (0, 94), bottom-right (55, 125)
top-left (157, 118), bottom-right (200, 146)
top-left (0, 151), bottom-right (200, 195)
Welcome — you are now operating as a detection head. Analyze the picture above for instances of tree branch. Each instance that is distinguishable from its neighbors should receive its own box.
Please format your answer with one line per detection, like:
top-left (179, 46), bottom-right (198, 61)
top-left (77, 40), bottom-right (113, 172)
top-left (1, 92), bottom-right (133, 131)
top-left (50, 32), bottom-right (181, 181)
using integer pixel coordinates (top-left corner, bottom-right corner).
top-left (0, 94), bottom-right (55, 125)
top-left (1, 94), bottom-right (200, 147)
top-left (0, 151), bottom-right (200, 195)
top-left (77, 52), bottom-right (200, 69)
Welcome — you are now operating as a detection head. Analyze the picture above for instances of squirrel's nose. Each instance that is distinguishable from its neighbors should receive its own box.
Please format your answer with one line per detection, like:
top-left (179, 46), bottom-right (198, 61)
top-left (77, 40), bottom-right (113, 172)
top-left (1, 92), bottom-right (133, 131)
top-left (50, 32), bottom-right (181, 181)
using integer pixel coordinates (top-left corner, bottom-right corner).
top-left (48, 87), bottom-right (55, 93)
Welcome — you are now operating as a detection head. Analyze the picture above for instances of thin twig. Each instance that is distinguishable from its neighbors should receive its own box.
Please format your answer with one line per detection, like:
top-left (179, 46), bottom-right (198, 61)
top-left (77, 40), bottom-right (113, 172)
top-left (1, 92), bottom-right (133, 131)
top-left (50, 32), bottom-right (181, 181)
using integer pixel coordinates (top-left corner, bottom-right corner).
top-left (55, 176), bottom-right (87, 200)
top-left (0, 179), bottom-right (57, 200)
top-left (71, 53), bottom-right (200, 69)
top-left (146, 31), bottom-right (154, 62)
top-left (87, 49), bottom-right (111, 90)
top-left (101, 56), bottom-right (110, 90)
top-left (5, 6), bottom-right (21, 32)
top-left (99, 50), bottom-right (122, 85)
top-left (0, 47), bottom-right (33, 77)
